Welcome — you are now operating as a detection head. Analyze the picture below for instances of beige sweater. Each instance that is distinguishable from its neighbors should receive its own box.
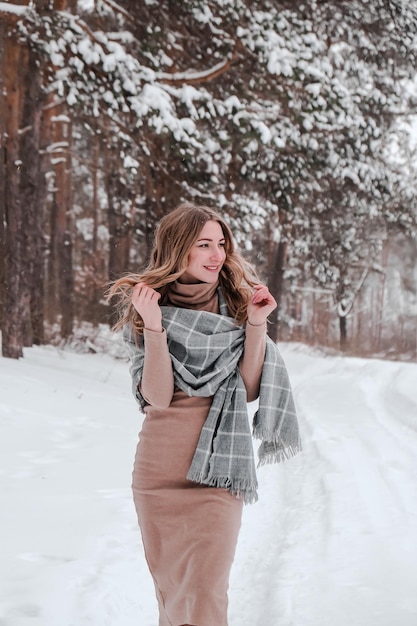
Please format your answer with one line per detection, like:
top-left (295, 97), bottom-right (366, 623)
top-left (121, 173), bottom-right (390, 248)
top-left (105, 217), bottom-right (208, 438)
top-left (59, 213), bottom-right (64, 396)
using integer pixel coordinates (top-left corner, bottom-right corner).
top-left (140, 281), bottom-right (266, 409)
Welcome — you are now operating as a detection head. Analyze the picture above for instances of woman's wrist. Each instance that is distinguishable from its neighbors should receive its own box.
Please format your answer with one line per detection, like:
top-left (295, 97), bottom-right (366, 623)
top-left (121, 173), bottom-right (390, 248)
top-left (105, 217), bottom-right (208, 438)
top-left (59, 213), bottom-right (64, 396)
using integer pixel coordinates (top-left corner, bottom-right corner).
top-left (144, 326), bottom-right (163, 333)
top-left (141, 313), bottom-right (163, 333)
top-left (247, 319), bottom-right (267, 327)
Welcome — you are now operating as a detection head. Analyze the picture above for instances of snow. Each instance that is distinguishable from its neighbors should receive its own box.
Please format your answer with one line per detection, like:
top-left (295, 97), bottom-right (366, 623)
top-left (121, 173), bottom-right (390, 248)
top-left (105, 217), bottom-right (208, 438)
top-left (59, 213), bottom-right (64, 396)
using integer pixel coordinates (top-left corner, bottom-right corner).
top-left (157, 59), bottom-right (231, 83)
top-left (1, 341), bottom-right (417, 626)
top-left (0, 2), bottom-right (29, 15)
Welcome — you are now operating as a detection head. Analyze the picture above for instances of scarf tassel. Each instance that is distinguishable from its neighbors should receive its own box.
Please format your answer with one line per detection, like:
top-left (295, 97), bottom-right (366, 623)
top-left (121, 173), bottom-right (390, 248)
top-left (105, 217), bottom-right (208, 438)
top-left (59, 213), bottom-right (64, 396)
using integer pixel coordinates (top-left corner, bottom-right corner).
top-left (186, 469), bottom-right (259, 505)
top-left (257, 443), bottom-right (302, 468)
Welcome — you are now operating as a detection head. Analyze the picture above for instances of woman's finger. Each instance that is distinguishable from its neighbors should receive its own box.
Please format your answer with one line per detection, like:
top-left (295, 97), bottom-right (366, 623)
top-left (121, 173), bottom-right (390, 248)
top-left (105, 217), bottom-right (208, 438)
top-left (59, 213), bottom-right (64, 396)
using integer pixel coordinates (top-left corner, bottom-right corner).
top-left (251, 285), bottom-right (273, 305)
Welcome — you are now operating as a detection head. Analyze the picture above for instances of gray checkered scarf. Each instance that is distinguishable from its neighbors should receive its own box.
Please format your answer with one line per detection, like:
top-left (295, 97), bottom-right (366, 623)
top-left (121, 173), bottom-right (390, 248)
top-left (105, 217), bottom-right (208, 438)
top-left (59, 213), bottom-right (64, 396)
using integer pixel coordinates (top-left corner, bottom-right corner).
top-left (124, 292), bottom-right (301, 504)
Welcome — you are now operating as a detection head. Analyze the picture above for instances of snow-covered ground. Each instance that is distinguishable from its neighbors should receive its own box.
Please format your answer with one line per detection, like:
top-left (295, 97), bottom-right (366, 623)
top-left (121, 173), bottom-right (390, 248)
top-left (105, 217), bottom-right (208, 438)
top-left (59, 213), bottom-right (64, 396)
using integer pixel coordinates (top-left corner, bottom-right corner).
top-left (1, 340), bottom-right (417, 626)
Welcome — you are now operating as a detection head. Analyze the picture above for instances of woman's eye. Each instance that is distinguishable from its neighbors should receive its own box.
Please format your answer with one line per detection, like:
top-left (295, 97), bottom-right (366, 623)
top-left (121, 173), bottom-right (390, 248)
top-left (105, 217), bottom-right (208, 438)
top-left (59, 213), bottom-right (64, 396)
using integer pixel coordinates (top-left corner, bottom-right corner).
top-left (197, 242), bottom-right (225, 249)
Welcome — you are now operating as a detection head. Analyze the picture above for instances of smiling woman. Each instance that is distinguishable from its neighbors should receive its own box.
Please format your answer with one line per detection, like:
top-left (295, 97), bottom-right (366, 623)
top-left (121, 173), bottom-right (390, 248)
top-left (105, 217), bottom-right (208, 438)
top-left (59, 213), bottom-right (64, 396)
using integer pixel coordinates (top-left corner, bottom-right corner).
top-left (179, 221), bottom-right (226, 284)
top-left (106, 202), bottom-right (300, 626)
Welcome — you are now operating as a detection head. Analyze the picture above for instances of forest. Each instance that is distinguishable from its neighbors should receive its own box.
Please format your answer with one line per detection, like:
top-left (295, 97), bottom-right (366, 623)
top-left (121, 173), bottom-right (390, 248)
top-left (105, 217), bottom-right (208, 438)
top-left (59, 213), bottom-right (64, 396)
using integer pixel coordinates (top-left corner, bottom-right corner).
top-left (1, 0), bottom-right (417, 359)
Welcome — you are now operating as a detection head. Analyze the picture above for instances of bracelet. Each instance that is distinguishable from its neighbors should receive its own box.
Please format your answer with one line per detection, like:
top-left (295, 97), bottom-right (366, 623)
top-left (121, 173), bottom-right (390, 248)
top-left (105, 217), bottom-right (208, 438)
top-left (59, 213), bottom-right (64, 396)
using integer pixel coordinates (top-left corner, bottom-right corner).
top-left (247, 320), bottom-right (266, 327)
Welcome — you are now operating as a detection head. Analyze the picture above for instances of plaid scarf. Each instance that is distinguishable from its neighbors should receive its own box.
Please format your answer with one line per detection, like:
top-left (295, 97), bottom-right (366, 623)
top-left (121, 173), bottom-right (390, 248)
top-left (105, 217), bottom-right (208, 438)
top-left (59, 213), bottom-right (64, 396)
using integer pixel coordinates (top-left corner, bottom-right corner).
top-left (124, 291), bottom-right (301, 504)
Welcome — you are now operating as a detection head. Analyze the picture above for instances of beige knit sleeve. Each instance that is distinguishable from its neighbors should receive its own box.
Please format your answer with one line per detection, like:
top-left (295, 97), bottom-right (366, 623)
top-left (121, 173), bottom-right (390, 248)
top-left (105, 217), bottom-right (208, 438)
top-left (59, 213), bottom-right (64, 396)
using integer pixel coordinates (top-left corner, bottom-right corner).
top-left (239, 322), bottom-right (267, 402)
top-left (140, 328), bottom-right (174, 409)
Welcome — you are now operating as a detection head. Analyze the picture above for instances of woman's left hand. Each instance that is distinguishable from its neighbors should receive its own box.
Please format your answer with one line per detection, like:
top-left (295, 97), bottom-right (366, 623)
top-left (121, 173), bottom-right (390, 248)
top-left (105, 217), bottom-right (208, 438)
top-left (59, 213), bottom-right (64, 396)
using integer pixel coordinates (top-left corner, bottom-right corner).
top-left (247, 285), bottom-right (277, 326)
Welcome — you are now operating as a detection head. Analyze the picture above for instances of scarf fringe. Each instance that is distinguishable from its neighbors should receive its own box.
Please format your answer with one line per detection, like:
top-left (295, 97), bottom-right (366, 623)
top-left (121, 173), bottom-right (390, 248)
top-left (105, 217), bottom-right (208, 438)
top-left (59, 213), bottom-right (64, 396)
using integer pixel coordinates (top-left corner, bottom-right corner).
top-left (257, 442), bottom-right (302, 467)
top-left (186, 469), bottom-right (259, 505)
top-left (253, 423), bottom-right (299, 442)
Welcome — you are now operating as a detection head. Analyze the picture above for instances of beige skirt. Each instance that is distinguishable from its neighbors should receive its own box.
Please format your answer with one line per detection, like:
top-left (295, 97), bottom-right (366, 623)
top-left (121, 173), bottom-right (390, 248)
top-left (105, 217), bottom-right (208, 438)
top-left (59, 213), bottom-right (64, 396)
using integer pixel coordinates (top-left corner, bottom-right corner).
top-left (132, 391), bottom-right (243, 626)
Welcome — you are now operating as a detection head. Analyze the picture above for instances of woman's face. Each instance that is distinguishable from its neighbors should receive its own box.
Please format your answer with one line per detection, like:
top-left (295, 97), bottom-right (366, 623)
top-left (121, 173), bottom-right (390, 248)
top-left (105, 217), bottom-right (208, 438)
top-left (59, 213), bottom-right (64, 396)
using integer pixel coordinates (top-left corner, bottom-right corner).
top-left (180, 220), bottom-right (227, 284)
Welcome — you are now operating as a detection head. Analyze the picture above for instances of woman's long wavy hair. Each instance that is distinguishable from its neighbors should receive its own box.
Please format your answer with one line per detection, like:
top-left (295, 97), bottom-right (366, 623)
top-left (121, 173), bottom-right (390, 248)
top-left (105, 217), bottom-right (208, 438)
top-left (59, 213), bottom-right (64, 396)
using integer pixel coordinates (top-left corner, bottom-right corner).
top-left (107, 202), bottom-right (260, 334)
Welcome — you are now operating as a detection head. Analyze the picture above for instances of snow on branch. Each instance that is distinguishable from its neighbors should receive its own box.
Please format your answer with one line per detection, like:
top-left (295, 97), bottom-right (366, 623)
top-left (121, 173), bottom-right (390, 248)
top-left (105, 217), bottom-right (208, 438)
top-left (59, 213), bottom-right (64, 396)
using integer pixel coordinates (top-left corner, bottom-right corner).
top-left (99, 0), bottom-right (134, 22)
top-left (156, 56), bottom-right (237, 85)
top-left (0, 2), bottom-right (30, 17)
top-left (46, 141), bottom-right (70, 153)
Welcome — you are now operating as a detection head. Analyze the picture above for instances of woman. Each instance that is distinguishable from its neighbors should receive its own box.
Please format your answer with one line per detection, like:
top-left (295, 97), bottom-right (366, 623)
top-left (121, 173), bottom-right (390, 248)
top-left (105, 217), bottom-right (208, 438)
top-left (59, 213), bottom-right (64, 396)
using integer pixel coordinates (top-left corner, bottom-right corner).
top-left (108, 202), bottom-right (300, 626)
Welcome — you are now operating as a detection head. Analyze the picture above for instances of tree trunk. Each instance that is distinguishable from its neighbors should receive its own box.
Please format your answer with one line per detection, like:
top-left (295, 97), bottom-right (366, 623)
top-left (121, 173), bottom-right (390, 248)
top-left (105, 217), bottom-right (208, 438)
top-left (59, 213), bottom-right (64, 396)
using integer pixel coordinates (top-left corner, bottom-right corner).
top-left (267, 238), bottom-right (288, 343)
top-left (0, 19), bottom-right (6, 332)
top-left (58, 117), bottom-right (74, 339)
top-left (31, 127), bottom-right (48, 345)
top-left (1, 2), bottom-right (50, 356)
top-left (339, 314), bottom-right (347, 351)
top-left (1, 17), bottom-right (25, 358)
top-left (105, 147), bottom-right (133, 281)
top-left (103, 140), bottom-right (134, 327)
top-left (45, 103), bottom-right (74, 338)
top-left (19, 46), bottom-right (46, 346)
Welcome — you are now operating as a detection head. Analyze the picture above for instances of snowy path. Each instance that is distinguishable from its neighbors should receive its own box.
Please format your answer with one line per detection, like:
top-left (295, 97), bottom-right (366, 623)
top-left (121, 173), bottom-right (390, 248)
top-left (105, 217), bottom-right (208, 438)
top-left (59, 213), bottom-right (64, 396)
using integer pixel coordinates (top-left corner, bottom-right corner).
top-left (1, 344), bottom-right (417, 626)
top-left (231, 351), bottom-right (417, 626)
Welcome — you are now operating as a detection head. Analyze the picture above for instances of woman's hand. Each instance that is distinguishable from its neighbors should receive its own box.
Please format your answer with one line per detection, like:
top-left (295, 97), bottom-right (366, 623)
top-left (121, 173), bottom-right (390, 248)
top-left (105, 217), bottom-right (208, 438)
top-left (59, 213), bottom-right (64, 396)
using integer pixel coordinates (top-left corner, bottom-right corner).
top-left (247, 285), bottom-right (277, 326)
top-left (132, 282), bottom-right (163, 332)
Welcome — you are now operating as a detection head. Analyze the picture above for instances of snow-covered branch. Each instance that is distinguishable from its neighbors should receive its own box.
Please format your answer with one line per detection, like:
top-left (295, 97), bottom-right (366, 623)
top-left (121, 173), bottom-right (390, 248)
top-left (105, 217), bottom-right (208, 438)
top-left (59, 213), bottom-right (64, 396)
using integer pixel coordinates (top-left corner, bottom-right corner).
top-left (0, 2), bottom-right (30, 16)
top-left (156, 56), bottom-right (237, 85)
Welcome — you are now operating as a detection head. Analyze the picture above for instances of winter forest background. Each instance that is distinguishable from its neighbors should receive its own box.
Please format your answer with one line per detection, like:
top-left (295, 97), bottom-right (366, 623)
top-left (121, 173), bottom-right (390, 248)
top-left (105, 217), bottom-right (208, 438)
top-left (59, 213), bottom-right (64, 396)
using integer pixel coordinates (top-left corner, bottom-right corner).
top-left (1, 0), bottom-right (417, 360)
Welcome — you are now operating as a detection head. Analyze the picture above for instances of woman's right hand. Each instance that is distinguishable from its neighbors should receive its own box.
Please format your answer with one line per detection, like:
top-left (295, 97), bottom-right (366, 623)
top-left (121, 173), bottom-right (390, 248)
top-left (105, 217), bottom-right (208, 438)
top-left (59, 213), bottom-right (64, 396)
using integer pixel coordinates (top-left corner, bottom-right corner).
top-left (132, 282), bottom-right (163, 332)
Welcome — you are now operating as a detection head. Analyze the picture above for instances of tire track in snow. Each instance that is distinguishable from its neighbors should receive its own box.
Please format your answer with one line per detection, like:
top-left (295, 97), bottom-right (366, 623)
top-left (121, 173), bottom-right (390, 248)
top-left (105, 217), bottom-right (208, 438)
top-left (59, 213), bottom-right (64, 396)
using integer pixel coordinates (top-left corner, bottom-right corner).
top-left (230, 353), bottom-right (337, 626)
top-left (231, 351), bottom-right (417, 626)
top-left (354, 362), bottom-right (417, 523)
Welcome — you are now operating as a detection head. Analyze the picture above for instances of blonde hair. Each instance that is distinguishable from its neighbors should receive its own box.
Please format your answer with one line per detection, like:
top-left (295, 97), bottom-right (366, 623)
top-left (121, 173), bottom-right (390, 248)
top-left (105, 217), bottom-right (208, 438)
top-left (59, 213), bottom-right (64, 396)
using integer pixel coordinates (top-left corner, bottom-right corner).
top-left (107, 202), bottom-right (259, 333)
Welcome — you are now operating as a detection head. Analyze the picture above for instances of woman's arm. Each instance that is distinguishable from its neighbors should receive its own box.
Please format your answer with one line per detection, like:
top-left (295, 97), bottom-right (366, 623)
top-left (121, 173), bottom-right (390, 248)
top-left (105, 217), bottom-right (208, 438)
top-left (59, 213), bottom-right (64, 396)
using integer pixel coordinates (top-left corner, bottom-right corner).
top-left (141, 328), bottom-right (174, 409)
top-left (239, 321), bottom-right (267, 402)
top-left (131, 282), bottom-right (174, 409)
top-left (239, 285), bottom-right (277, 402)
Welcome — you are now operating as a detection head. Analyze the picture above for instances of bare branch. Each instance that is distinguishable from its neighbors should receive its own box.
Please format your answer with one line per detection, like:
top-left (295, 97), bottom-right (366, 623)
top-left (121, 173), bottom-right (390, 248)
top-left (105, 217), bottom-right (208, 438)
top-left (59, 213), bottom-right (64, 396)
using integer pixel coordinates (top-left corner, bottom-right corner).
top-left (99, 0), bottom-right (135, 23)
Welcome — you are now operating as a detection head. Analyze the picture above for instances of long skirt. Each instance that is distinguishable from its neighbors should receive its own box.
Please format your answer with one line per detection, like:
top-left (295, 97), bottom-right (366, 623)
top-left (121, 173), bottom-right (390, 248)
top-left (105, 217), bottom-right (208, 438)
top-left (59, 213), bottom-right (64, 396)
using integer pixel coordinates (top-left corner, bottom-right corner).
top-left (132, 392), bottom-right (243, 626)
